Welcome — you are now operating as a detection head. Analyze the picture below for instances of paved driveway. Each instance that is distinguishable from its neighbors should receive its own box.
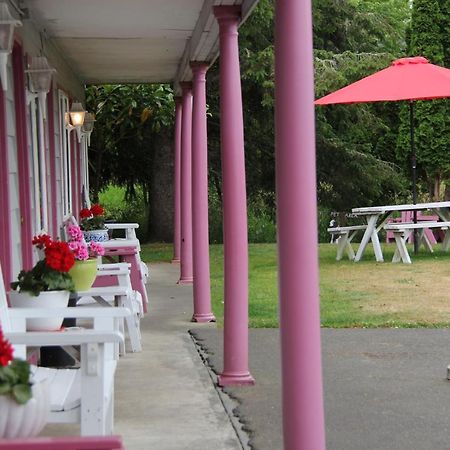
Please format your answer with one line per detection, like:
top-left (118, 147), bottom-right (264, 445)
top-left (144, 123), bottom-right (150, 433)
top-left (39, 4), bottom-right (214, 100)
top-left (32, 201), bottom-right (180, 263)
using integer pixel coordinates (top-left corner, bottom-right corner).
top-left (192, 328), bottom-right (450, 450)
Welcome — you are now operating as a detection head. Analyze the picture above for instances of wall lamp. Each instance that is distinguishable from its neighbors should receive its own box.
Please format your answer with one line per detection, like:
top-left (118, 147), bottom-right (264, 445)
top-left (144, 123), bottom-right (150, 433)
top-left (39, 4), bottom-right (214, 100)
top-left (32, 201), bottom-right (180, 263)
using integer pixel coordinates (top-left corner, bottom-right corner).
top-left (25, 56), bottom-right (56, 120)
top-left (0, 2), bottom-right (21, 91)
top-left (65, 101), bottom-right (86, 143)
top-left (81, 112), bottom-right (95, 146)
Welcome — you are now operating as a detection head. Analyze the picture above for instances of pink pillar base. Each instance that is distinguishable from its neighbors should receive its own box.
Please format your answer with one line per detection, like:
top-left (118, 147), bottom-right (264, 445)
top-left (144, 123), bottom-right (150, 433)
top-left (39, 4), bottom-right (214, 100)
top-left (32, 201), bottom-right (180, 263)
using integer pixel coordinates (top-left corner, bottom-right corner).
top-left (218, 373), bottom-right (255, 387)
top-left (191, 312), bottom-right (216, 323)
top-left (171, 258), bottom-right (181, 264)
top-left (178, 277), bottom-right (193, 285)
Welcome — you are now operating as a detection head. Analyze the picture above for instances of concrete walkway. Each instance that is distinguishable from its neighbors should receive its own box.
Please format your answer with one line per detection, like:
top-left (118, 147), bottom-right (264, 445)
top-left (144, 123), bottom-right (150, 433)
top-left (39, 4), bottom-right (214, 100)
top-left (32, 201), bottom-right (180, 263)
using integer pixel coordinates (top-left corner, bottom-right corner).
top-left (43, 262), bottom-right (242, 450)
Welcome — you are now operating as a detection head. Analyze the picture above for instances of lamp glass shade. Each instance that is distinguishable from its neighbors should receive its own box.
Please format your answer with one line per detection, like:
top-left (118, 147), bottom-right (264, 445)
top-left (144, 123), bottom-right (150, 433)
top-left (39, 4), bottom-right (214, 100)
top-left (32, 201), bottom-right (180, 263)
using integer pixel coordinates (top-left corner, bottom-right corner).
top-left (82, 112), bottom-right (95, 132)
top-left (0, 3), bottom-right (21, 52)
top-left (69, 102), bottom-right (85, 126)
top-left (26, 57), bottom-right (55, 93)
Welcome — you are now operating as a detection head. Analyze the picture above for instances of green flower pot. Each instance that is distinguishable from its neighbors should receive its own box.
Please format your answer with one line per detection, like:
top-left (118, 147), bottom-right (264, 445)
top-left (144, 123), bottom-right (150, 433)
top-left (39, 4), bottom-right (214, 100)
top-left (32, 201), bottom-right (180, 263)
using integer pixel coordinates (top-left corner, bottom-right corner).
top-left (69, 258), bottom-right (98, 291)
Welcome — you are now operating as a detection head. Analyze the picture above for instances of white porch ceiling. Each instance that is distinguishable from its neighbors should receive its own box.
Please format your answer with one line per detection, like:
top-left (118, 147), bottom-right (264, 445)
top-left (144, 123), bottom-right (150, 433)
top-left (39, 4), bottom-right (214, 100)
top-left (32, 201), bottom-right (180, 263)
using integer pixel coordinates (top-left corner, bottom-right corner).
top-left (22, 0), bottom-right (259, 88)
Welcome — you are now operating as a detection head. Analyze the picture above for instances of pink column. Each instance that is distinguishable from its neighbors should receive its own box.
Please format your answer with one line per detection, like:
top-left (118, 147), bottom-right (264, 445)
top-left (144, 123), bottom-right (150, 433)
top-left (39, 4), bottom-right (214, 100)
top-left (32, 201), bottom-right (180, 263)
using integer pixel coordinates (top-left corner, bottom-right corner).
top-left (178, 82), bottom-right (194, 284)
top-left (190, 62), bottom-right (216, 323)
top-left (214, 6), bottom-right (254, 386)
top-left (172, 97), bottom-right (182, 264)
top-left (275, 0), bottom-right (326, 449)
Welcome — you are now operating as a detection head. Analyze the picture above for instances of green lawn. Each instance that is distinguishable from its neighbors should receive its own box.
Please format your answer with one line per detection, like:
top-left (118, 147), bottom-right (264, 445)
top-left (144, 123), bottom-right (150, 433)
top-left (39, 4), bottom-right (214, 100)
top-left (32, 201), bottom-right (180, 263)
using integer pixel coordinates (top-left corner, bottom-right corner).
top-left (141, 242), bottom-right (450, 328)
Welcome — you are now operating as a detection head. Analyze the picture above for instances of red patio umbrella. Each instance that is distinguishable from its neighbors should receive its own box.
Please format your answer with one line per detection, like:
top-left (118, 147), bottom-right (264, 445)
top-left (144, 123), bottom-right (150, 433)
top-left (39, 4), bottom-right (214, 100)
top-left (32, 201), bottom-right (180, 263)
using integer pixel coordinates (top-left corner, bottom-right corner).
top-left (315, 56), bottom-right (450, 252)
top-left (315, 56), bottom-right (450, 204)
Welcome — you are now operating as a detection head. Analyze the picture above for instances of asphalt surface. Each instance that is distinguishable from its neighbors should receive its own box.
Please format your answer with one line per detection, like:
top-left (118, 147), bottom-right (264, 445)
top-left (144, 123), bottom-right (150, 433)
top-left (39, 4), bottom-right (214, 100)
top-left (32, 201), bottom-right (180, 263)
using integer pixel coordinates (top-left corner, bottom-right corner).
top-left (191, 328), bottom-right (450, 450)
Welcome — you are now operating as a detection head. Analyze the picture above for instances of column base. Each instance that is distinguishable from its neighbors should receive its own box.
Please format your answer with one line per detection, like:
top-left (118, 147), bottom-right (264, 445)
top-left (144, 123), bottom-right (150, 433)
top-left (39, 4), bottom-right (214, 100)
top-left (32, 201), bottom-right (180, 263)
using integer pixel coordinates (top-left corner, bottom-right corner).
top-left (218, 372), bottom-right (255, 387)
top-left (192, 313), bottom-right (216, 323)
top-left (171, 258), bottom-right (180, 264)
top-left (178, 277), bottom-right (193, 285)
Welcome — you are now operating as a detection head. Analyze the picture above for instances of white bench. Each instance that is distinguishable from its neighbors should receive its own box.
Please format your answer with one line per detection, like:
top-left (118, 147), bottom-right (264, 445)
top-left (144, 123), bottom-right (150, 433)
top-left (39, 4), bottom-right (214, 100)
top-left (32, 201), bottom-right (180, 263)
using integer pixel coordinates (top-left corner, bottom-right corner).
top-left (0, 262), bottom-right (131, 436)
top-left (327, 225), bottom-right (368, 261)
top-left (384, 221), bottom-right (450, 263)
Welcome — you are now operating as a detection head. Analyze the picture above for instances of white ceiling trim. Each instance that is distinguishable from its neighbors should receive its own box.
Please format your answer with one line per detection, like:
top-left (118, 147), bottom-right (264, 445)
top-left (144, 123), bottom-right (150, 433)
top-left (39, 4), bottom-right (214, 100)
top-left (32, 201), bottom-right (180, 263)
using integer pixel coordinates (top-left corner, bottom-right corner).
top-left (21, 0), bottom-right (259, 87)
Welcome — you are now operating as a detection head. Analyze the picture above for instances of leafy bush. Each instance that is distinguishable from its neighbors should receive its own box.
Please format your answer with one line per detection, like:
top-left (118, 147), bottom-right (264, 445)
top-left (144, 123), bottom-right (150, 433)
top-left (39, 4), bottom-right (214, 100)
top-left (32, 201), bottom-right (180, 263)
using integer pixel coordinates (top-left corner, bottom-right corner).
top-left (247, 191), bottom-right (276, 243)
top-left (318, 206), bottom-right (333, 243)
top-left (208, 189), bottom-right (276, 244)
top-left (99, 185), bottom-right (149, 242)
top-left (208, 188), bottom-right (223, 244)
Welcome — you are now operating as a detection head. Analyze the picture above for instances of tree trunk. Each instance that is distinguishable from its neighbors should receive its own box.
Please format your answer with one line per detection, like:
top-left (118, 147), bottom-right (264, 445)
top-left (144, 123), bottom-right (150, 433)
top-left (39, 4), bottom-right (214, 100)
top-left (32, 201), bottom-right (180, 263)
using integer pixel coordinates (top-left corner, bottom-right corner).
top-left (433, 173), bottom-right (442, 201)
top-left (148, 128), bottom-right (174, 241)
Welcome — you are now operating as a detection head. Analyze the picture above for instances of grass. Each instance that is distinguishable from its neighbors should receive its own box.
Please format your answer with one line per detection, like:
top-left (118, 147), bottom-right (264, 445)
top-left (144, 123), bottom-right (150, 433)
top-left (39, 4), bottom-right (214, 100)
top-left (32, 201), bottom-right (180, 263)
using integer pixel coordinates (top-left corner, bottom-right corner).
top-left (141, 242), bottom-right (450, 329)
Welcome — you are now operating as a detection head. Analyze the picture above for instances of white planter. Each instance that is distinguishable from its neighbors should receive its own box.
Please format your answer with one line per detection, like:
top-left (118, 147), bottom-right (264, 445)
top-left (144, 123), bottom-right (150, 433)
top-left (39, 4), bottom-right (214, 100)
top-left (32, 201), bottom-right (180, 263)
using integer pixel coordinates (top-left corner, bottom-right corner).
top-left (9, 290), bottom-right (70, 331)
top-left (0, 379), bottom-right (49, 438)
top-left (83, 229), bottom-right (109, 243)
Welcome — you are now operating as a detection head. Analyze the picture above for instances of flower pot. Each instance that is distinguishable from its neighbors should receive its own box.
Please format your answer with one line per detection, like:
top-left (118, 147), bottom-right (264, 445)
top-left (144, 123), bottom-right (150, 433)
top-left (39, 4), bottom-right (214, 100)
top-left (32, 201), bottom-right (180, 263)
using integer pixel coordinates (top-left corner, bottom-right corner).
top-left (9, 290), bottom-right (70, 331)
top-left (69, 258), bottom-right (98, 291)
top-left (0, 378), bottom-right (49, 438)
top-left (83, 229), bottom-right (109, 243)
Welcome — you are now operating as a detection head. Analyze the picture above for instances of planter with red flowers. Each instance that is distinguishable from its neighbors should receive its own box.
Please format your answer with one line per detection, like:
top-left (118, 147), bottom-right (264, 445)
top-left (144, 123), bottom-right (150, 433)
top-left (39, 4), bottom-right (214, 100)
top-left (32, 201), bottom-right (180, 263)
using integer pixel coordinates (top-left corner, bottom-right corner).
top-left (79, 204), bottom-right (109, 243)
top-left (0, 328), bottom-right (49, 438)
top-left (9, 234), bottom-right (75, 331)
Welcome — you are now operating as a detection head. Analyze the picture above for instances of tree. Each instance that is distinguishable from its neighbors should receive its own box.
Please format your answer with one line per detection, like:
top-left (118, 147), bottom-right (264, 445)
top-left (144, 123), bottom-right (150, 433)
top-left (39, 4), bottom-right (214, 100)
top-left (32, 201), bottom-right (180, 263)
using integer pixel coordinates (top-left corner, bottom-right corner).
top-left (397, 0), bottom-right (450, 200)
top-left (85, 84), bottom-right (175, 240)
top-left (207, 0), bottom-right (410, 216)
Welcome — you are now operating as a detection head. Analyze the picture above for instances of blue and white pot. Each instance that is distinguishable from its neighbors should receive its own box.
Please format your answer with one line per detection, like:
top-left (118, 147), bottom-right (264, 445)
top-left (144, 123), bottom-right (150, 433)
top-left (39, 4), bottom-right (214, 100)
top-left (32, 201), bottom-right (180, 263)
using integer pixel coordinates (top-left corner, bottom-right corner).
top-left (83, 229), bottom-right (109, 243)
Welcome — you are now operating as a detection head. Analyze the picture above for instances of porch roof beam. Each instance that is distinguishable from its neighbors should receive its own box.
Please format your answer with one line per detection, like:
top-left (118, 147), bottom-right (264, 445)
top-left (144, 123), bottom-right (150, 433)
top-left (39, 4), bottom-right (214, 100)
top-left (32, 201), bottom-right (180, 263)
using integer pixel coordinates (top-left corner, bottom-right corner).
top-left (174, 0), bottom-right (259, 94)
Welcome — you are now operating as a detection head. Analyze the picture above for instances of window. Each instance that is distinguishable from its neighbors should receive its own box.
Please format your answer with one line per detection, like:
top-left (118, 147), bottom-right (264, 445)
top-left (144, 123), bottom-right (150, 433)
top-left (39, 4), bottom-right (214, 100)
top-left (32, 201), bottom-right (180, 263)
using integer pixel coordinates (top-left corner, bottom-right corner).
top-left (81, 135), bottom-right (90, 208)
top-left (29, 94), bottom-right (48, 232)
top-left (58, 91), bottom-right (72, 216)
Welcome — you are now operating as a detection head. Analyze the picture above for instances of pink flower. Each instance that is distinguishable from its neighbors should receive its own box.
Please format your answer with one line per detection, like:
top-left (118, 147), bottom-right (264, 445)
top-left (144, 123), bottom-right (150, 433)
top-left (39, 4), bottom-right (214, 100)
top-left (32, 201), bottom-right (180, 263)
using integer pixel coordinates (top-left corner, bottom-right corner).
top-left (89, 241), bottom-right (105, 257)
top-left (68, 241), bottom-right (79, 251)
top-left (67, 225), bottom-right (84, 242)
top-left (75, 245), bottom-right (89, 261)
top-left (68, 241), bottom-right (89, 260)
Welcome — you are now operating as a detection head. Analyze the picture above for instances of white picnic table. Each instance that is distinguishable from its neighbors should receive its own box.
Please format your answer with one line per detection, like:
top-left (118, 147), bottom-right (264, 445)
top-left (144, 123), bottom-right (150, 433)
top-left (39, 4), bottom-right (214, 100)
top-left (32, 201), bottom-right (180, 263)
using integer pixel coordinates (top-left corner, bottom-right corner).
top-left (351, 201), bottom-right (450, 262)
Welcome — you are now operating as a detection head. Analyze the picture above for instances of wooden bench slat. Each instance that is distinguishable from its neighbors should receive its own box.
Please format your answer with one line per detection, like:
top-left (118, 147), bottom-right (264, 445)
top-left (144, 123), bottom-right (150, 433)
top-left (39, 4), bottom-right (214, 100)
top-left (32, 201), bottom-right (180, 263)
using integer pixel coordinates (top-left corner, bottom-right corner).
top-left (385, 221), bottom-right (450, 231)
top-left (327, 225), bottom-right (367, 233)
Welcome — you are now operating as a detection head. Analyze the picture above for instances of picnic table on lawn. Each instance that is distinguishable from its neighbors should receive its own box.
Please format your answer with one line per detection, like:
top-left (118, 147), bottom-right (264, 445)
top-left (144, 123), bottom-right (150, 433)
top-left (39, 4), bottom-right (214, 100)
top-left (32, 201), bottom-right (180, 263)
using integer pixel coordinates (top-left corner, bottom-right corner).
top-left (351, 201), bottom-right (450, 263)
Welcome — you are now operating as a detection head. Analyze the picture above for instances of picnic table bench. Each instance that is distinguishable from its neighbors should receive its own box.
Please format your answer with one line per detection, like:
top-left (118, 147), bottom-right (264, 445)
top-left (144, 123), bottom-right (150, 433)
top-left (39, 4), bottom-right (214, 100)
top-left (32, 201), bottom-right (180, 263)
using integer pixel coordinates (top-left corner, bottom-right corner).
top-left (327, 225), bottom-right (367, 260)
top-left (351, 201), bottom-right (450, 262)
top-left (384, 221), bottom-right (450, 263)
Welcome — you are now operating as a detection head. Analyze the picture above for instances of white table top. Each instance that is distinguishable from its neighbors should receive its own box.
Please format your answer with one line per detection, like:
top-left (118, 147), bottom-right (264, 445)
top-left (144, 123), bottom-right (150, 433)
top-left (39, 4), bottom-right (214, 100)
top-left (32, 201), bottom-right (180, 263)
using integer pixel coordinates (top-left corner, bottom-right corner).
top-left (352, 201), bottom-right (450, 215)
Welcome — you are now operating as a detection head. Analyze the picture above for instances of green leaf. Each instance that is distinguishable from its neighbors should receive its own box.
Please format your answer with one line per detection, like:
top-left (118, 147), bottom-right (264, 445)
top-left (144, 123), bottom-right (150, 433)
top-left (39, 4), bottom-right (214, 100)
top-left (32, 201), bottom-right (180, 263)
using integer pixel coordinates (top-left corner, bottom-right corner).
top-left (12, 384), bottom-right (32, 405)
top-left (0, 382), bottom-right (11, 395)
top-left (10, 359), bottom-right (31, 384)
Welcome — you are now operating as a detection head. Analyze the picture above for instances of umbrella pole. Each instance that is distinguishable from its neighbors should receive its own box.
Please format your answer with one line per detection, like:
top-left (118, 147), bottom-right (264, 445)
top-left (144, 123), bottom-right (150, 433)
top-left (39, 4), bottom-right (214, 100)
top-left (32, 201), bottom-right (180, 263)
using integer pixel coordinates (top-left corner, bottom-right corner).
top-left (410, 101), bottom-right (419, 254)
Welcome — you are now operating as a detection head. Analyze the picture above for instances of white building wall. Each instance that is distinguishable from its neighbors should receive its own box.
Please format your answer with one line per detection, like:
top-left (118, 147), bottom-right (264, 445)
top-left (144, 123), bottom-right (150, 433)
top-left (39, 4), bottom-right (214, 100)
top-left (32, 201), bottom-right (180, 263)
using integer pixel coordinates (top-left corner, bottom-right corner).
top-left (6, 56), bottom-right (22, 281)
top-left (3, 6), bottom-right (84, 276)
top-left (20, 25), bottom-right (83, 235)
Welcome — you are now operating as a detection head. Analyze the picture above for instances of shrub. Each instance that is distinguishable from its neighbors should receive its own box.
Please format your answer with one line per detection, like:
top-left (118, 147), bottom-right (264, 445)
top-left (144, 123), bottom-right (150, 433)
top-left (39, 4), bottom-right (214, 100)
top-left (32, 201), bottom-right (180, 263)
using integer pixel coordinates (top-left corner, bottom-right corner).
top-left (99, 185), bottom-right (148, 242)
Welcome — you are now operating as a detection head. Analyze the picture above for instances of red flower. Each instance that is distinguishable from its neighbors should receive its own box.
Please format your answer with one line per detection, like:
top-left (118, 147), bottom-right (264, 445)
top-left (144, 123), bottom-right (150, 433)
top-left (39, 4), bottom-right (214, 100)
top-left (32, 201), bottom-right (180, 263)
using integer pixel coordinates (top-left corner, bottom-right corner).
top-left (90, 204), bottom-right (104, 217)
top-left (32, 234), bottom-right (52, 249)
top-left (44, 241), bottom-right (75, 272)
top-left (80, 208), bottom-right (92, 219)
top-left (0, 328), bottom-right (13, 367)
